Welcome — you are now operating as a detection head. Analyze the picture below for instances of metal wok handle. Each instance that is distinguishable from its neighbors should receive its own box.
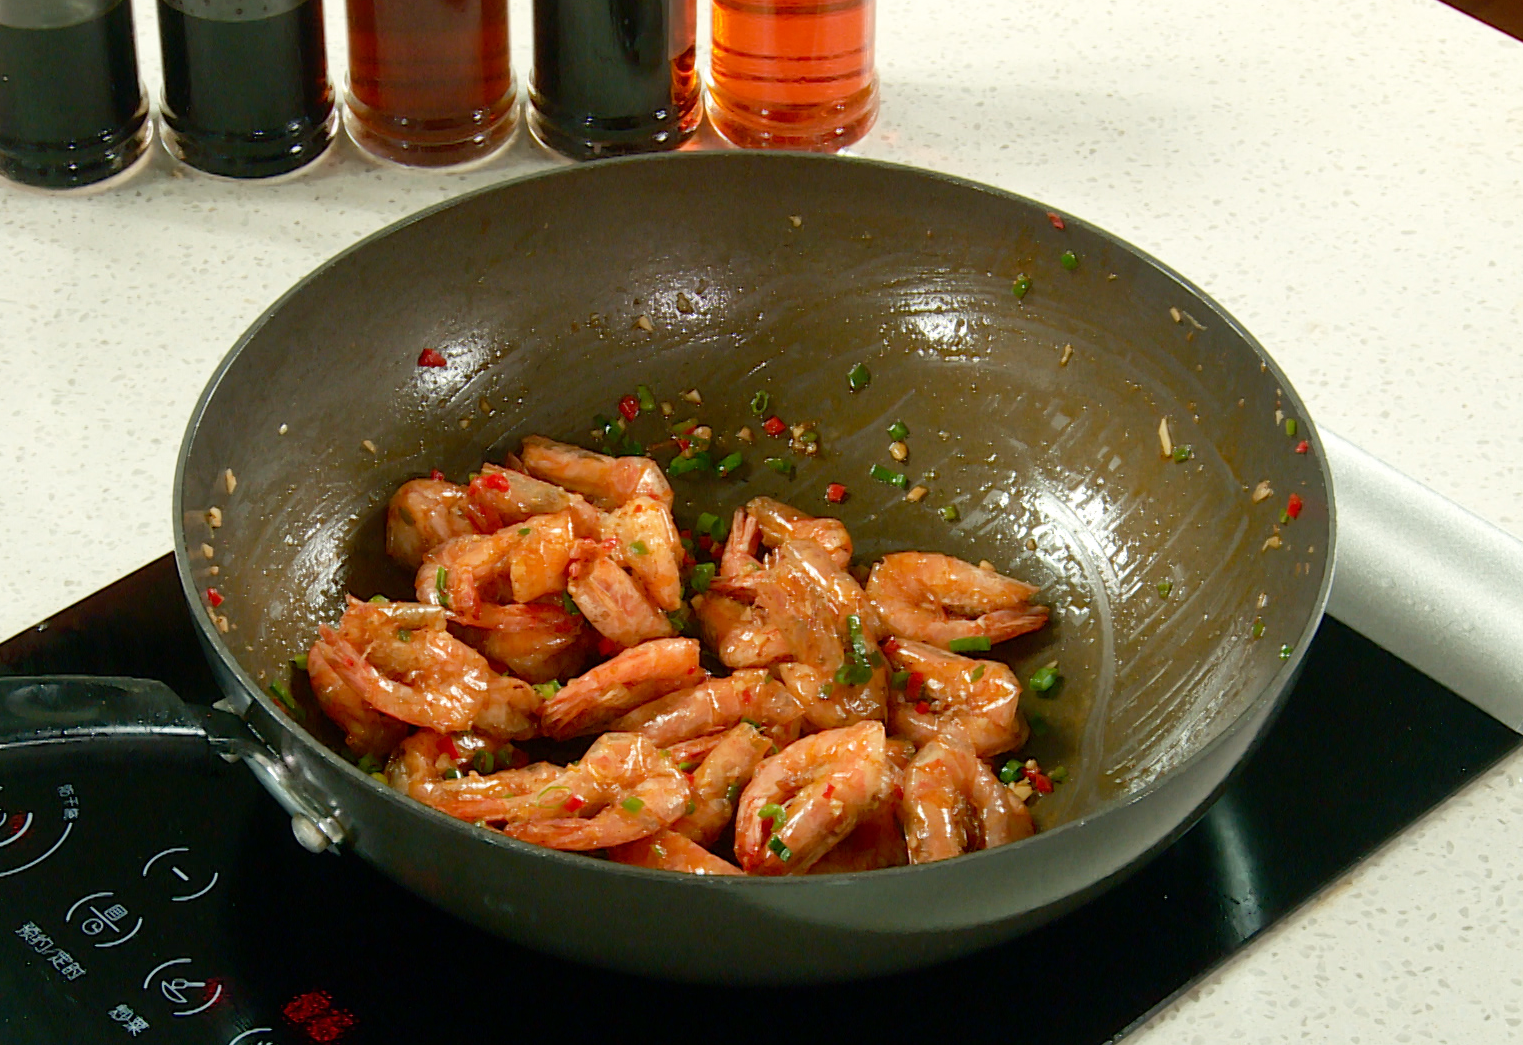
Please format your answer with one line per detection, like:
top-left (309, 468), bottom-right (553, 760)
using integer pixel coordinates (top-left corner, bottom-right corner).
top-left (0, 675), bottom-right (347, 853)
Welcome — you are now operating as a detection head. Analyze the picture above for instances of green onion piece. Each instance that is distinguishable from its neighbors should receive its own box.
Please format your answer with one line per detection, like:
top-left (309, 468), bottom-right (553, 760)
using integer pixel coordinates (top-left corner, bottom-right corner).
top-left (799, 430), bottom-right (819, 444)
top-left (621, 796), bottom-right (645, 814)
top-left (689, 561), bottom-right (716, 593)
top-left (441, 767), bottom-right (463, 781)
top-left (763, 457), bottom-right (793, 477)
top-left (818, 682), bottom-right (834, 699)
top-left (665, 608), bottom-right (690, 632)
top-left (716, 452), bottom-right (744, 476)
top-left (1029, 665), bottom-right (1059, 692)
top-left (970, 665), bottom-right (985, 683)
top-left (473, 750), bottom-right (495, 774)
top-left (561, 591), bottom-right (580, 616)
top-left (1252, 618), bottom-right (1265, 639)
top-left (617, 436), bottom-right (643, 457)
top-left (372, 771), bottom-right (389, 783)
top-left (1060, 250), bottom-right (1079, 271)
top-left (671, 417), bottom-right (699, 435)
top-left (518, 527), bottom-right (532, 536)
top-left (948, 636), bottom-right (992, 653)
top-left (846, 614), bottom-right (873, 665)
top-left (750, 390), bottom-right (770, 416)
top-left (637, 384), bottom-right (656, 412)
top-left (767, 836), bottom-right (792, 861)
top-left (758, 802), bottom-right (786, 822)
top-left (888, 421), bottom-right (909, 441)
top-left (1286, 419), bottom-right (1298, 437)
top-left (890, 670), bottom-right (911, 689)
top-left (739, 716), bottom-right (761, 728)
top-left (1173, 445), bottom-right (1191, 463)
top-left (1280, 509), bottom-right (1291, 525)
top-left (667, 451), bottom-right (712, 477)
top-left (678, 760), bottom-right (699, 772)
top-left (531, 681), bottom-right (562, 700)
top-left (939, 505), bottom-right (960, 522)
top-left (435, 566), bottom-right (450, 609)
top-left (369, 594), bottom-right (388, 603)
top-left (998, 759), bottom-right (1022, 784)
top-left (1049, 766), bottom-right (1069, 783)
top-left (725, 783), bottom-right (741, 803)
top-left (867, 650), bottom-right (884, 668)
top-left (870, 463), bottom-right (907, 487)
top-left (1158, 580), bottom-right (1173, 598)
top-left (357, 753), bottom-right (382, 775)
top-left (269, 681), bottom-right (295, 709)
top-left (629, 539), bottom-right (649, 556)
top-left (847, 362), bottom-right (872, 391)
top-left (709, 513), bottom-right (729, 542)
top-left (1279, 643), bottom-right (1293, 660)
top-left (833, 662), bottom-right (873, 687)
top-left (396, 629), bottom-right (411, 643)
top-left (1013, 274), bottom-right (1032, 299)
top-left (684, 800), bottom-right (696, 815)
top-left (292, 653), bottom-right (309, 672)
top-left (695, 511), bottom-right (720, 536)
top-left (1028, 714), bottom-right (1050, 737)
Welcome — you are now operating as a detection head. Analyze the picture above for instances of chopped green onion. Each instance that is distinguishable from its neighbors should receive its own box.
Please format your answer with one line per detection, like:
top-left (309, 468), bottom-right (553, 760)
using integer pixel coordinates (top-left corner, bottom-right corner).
top-left (629, 539), bottom-right (649, 556)
top-left (371, 772), bottom-right (389, 784)
top-left (846, 614), bottom-right (872, 665)
top-left (1285, 419), bottom-right (1298, 437)
top-left (678, 760), bottom-right (699, 772)
top-left (1280, 509), bottom-right (1291, 525)
top-left (689, 562), bottom-right (716, 593)
top-left (292, 653), bottom-right (308, 672)
top-left (890, 670), bottom-right (911, 689)
top-left (1060, 250), bottom-right (1079, 271)
top-left (561, 591), bottom-right (580, 616)
top-left (684, 800), bottom-right (696, 815)
top-left (1029, 665), bottom-right (1059, 692)
top-left (725, 782), bottom-right (741, 803)
top-left (948, 636), bottom-right (991, 653)
top-left (667, 451), bottom-right (712, 477)
top-left (531, 681), bottom-right (562, 700)
top-left (708, 514), bottom-right (729, 541)
top-left (867, 650), bottom-right (884, 668)
top-left (1279, 643), bottom-right (1293, 660)
top-left (888, 421), bottom-right (909, 441)
top-left (740, 716), bottom-right (761, 728)
top-left (939, 505), bottom-right (960, 522)
top-left (665, 608), bottom-right (691, 632)
top-left (396, 629), bottom-right (411, 642)
top-left (998, 759), bottom-right (1022, 784)
top-left (518, 527), bottom-right (532, 536)
top-left (818, 682), bottom-right (834, 699)
top-left (833, 662), bottom-right (873, 687)
top-left (970, 665), bottom-right (985, 683)
top-left (369, 594), bottom-right (388, 603)
top-left (798, 430), bottom-right (818, 444)
top-left (1049, 766), bottom-right (1069, 783)
top-left (636, 384), bottom-right (657, 412)
top-left (750, 390), bottom-right (770, 416)
top-left (695, 512), bottom-right (720, 536)
top-left (1013, 274), bottom-right (1032, 299)
top-left (671, 417), bottom-right (699, 435)
top-left (716, 452), bottom-right (744, 477)
top-left (870, 463), bottom-right (907, 487)
top-left (767, 836), bottom-right (792, 861)
top-left (269, 680), bottom-right (295, 709)
top-left (1158, 581), bottom-right (1173, 598)
top-left (473, 750), bottom-right (495, 774)
top-left (620, 796), bottom-right (645, 814)
top-left (435, 566), bottom-right (450, 609)
top-left (441, 767), bottom-right (463, 780)
top-left (1252, 618), bottom-right (1265, 639)
top-left (357, 753), bottom-right (383, 775)
top-left (758, 802), bottom-right (786, 823)
top-left (847, 362), bottom-right (872, 391)
top-left (763, 457), bottom-right (793, 477)
top-left (1173, 445), bottom-right (1191, 463)
top-left (1028, 714), bottom-right (1050, 737)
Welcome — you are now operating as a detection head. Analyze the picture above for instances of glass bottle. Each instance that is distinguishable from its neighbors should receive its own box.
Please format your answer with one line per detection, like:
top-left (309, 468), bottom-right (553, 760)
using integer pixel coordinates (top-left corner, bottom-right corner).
top-left (345, 0), bottom-right (516, 167)
top-left (709, 0), bottom-right (878, 152)
top-left (157, 0), bottom-right (335, 179)
top-left (529, 0), bottom-right (701, 160)
top-left (0, 0), bottom-right (149, 188)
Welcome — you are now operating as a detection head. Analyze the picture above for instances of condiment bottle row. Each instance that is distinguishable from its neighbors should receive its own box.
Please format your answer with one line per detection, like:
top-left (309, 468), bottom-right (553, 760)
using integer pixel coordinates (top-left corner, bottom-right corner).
top-left (0, 0), bottom-right (878, 190)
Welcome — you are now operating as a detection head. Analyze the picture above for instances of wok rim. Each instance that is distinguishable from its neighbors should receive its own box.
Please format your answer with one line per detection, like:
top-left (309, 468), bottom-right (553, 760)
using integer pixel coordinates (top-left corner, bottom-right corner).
top-left (172, 150), bottom-right (1337, 889)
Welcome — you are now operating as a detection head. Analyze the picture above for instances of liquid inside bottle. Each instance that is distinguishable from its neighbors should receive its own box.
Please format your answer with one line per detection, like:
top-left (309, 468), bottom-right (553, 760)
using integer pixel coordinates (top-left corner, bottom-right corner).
top-left (0, 0), bottom-right (149, 188)
top-left (158, 0), bottom-right (335, 178)
top-left (709, 0), bottom-right (878, 152)
top-left (529, 0), bottom-right (701, 160)
top-left (345, 0), bottom-right (516, 167)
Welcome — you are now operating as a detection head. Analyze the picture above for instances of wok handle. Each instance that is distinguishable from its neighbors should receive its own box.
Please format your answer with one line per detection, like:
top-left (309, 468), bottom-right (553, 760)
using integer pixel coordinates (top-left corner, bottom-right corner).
top-left (0, 675), bottom-right (347, 853)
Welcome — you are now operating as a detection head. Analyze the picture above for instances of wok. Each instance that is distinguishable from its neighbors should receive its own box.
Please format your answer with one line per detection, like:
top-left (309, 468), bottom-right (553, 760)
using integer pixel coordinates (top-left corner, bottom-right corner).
top-left (0, 152), bottom-right (1332, 982)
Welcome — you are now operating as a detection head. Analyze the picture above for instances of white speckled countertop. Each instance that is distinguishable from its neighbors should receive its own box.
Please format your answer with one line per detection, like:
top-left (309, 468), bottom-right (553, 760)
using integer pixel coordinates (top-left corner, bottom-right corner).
top-left (3, 0), bottom-right (1522, 1037)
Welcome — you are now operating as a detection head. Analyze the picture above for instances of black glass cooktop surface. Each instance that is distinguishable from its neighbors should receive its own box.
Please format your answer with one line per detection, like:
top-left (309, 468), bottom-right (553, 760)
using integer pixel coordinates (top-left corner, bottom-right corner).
top-left (1, 556), bottom-right (1518, 1044)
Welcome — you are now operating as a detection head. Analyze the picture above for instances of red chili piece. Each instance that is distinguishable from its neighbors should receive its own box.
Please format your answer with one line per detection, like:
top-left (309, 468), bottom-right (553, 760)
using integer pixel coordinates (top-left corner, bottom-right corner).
top-left (439, 734), bottom-right (462, 761)
top-left (562, 795), bottom-right (586, 813)
top-left (206, 587), bottom-right (224, 608)
top-left (697, 534), bottom-right (714, 553)
top-left (762, 416), bottom-right (787, 437)
top-left (822, 784), bottom-right (836, 800)
top-left (825, 482), bottom-right (848, 504)
top-left (618, 395), bottom-right (640, 422)
top-left (1286, 493), bottom-right (1304, 520)
top-left (1025, 769), bottom-right (1054, 794)
top-left (597, 636), bottom-right (622, 657)
top-left (417, 348), bottom-right (447, 368)
top-left (1295, 440), bottom-right (1310, 454)
top-left (914, 700), bottom-right (931, 715)
top-left (429, 468), bottom-right (446, 481)
top-left (478, 472), bottom-right (512, 493)
top-left (905, 672), bottom-right (926, 701)
top-left (1047, 211), bottom-right (1066, 230)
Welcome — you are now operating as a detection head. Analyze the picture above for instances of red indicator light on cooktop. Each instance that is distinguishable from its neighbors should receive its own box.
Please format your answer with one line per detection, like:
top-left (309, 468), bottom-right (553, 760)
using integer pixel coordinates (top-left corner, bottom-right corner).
top-left (283, 991), bottom-right (357, 1042)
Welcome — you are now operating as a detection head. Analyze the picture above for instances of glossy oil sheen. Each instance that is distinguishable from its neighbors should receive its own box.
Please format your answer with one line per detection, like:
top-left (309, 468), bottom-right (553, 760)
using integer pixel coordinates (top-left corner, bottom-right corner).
top-left (175, 153), bottom-right (1334, 981)
top-left (0, 0), bottom-right (147, 187)
top-left (158, 0), bottom-right (334, 178)
top-left (709, 0), bottom-right (877, 150)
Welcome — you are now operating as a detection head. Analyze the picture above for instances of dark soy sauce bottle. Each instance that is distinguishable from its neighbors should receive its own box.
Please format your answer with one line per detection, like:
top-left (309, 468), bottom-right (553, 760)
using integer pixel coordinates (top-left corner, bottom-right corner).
top-left (157, 0), bottom-right (335, 178)
top-left (0, 0), bottom-right (149, 189)
top-left (529, 0), bottom-right (701, 160)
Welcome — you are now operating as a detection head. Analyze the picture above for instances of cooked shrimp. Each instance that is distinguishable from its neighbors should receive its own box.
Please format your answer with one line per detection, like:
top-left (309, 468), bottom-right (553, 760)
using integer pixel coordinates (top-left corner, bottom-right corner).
top-left (472, 674), bottom-right (543, 741)
top-left (882, 637), bottom-right (1028, 758)
top-left (417, 510), bottom-right (577, 621)
top-left (866, 552), bottom-right (1048, 649)
top-left (538, 637), bottom-right (703, 740)
top-left (502, 509), bottom-right (579, 603)
top-left (465, 463), bottom-right (601, 536)
top-left (808, 802), bottom-right (908, 874)
top-left (898, 722), bottom-right (1033, 864)
top-left (305, 640), bottom-right (409, 758)
top-left (690, 593), bottom-right (789, 669)
top-left (747, 496), bottom-right (852, 568)
top-left (599, 496), bottom-right (683, 611)
top-left (319, 598), bottom-right (494, 733)
top-left (520, 435), bottom-right (673, 510)
top-left (495, 733), bottom-right (689, 850)
top-left (412, 762), bottom-right (564, 821)
top-left (664, 731), bottom-right (728, 768)
top-left (671, 723), bottom-right (774, 845)
top-left (386, 478), bottom-right (483, 569)
top-left (566, 540), bottom-right (675, 648)
top-left (609, 669), bottom-right (806, 748)
top-left (720, 508), bottom-right (766, 579)
top-left (455, 601), bottom-right (591, 684)
top-left (383, 729), bottom-right (524, 799)
top-left (734, 720), bottom-right (893, 875)
top-left (607, 829), bottom-right (745, 876)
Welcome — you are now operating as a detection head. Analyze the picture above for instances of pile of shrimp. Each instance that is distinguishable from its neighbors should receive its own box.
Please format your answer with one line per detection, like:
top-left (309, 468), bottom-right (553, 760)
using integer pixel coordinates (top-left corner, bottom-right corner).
top-left (306, 435), bottom-right (1051, 875)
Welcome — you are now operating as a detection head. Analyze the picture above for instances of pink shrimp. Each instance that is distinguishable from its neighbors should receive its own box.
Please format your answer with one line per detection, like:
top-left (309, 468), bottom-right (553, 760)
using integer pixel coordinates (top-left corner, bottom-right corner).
top-left (538, 637), bottom-right (704, 740)
top-left (808, 802), bottom-right (908, 874)
top-left (664, 731), bottom-right (728, 768)
top-left (883, 637), bottom-right (1029, 758)
top-left (720, 508), bottom-right (766, 579)
top-left (454, 601), bottom-right (592, 684)
top-left (465, 463), bottom-right (601, 536)
top-left (690, 592), bottom-right (789, 669)
top-left (416, 510), bottom-right (578, 622)
top-left (471, 674), bottom-right (543, 741)
top-left (599, 495), bottom-right (683, 611)
top-left (412, 761), bottom-right (565, 822)
top-left (495, 733), bottom-right (689, 850)
top-left (386, 478), bottom-right (484, 569)
top-left (305, 640), bottom-right (409, 758)
top-left (520, 435), bottom-right (673, 510)
top-left (670, 723), bottom-right (775, 846)
top-left (383, 729), bottom-right (523, 799)
top-left (609, 669), bottom-right (807, 748)
top-left (735, 720), bottom-right (893, 875)
top-left (566, 539), bottom-right (675, 648)
top-left (747, 496), bottom-right (853, 568)
top-left (866, 553), bottom-right (1049, 650)
top-left (607, 829), bottom-right (745, 876)
top-left (898, 722), bottom-right (1034, 864)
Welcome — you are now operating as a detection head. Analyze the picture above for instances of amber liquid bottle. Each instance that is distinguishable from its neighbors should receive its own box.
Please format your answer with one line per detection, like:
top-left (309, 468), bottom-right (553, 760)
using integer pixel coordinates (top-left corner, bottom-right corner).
top-left (345, 0), bottom-right (516, 167)
top-left (709, 0), bottom-right (877, 151)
